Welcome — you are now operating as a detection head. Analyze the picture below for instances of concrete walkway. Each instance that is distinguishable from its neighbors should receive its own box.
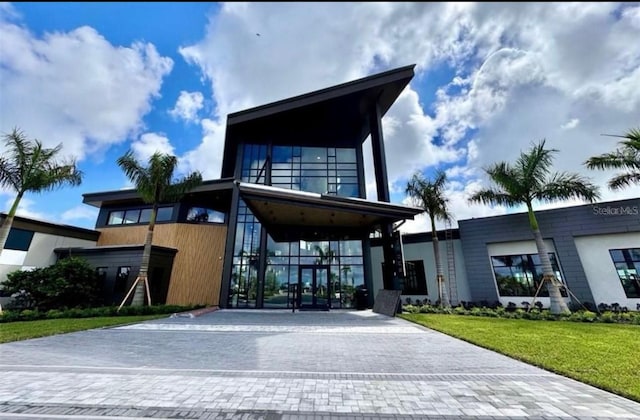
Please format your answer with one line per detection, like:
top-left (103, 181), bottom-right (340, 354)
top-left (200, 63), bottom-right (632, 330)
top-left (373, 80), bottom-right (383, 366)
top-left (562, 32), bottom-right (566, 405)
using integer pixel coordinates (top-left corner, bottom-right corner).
top-left (0, 309), bottom-right (638, 419)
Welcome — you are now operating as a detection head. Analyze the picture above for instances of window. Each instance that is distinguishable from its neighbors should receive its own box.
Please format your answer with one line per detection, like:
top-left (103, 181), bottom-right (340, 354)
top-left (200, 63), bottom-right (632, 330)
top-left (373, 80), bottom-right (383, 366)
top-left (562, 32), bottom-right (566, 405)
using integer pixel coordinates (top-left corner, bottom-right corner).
top-left (270, 145), bottom-right (360, 197)
top-left (106, 206), bottom-right (173, 225)
top-left (108, 211), bottom-right (124, 225)
top-left (491, 253), bottom-right (566, 297)
top-left (114, 266), bottom-right (130, 294)
top-left (609, 248), bottom-right (640, 298)
top-left (5, 228), bottom-right (34, 251)
top-left (156, 207), bottom-right (173, 222)
top-left (96, 267), bottom-right (108, 292)
top-left (186, 207), bottom-right (225, 223)
top-left (404, 260), bottom-right (427, 294)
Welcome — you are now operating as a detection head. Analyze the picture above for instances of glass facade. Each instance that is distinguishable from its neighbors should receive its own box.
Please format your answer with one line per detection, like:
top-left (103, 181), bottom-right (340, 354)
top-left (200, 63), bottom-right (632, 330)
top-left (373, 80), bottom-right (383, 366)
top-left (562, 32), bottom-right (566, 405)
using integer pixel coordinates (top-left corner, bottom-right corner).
top-left (491, 253), bottom-right (567, 297)
top-left (609, 248), bottom-right (640, 298)
top-left (229, 143), bottom-right (365, 309)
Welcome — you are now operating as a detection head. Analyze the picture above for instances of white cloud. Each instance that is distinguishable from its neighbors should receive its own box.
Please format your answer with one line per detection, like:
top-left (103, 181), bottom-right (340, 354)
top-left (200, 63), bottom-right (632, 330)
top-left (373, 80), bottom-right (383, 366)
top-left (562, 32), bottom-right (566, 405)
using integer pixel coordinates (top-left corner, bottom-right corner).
top-left (60, 205), bottom-right (98, 223)
top-left (178, 118), bottom-right (226, 179)
top-left (178, 2), bottom-right (639, 229)
top-left (2, 196), bottom-right (53, 222)
top-left (561, 118), bottom-right (580, 130)
top-left (169, 91), bottom-right (204, 123)
top-left (131, 132), bottom-right (175, 163)
top-left (0, 12), bottom-right (173, 161)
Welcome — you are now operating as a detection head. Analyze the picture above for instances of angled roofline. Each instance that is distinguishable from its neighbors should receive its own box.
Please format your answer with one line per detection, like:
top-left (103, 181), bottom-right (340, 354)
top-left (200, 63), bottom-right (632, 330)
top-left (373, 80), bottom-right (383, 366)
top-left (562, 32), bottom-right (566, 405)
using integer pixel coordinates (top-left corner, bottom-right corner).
top-left (0, 212), bottom-right (100, 241)
top-left (227, 64), bottom-right (416, 126)
top-left (82, 178), bottom-right (236, 208)
top-left (236, 181), bottom-right (422, 218)
top-left (458, 197), bottom-right (640, 223)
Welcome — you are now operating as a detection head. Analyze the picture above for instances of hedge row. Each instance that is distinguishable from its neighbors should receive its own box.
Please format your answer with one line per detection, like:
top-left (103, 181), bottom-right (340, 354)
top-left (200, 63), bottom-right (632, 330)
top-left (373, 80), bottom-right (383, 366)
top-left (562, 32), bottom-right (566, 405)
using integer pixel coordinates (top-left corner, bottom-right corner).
top-left (0, 304), bottom-right (207, 323)
top-left (402, 304), bottom-right (640, 324)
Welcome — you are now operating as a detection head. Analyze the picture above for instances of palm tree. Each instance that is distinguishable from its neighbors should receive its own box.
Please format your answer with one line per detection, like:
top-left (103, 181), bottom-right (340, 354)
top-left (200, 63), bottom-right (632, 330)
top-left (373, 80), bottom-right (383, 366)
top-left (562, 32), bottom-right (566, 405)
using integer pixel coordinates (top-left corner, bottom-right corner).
top-left (405, 170), bottom-right (452, 307)
top-left (585, 127), bottom-right (640, 190)
top-left (117, 151), bottom-right (202, 308)
top-left (0, 128), bottom-right (82, 252)
top-left (314, 244), bottom-right (335, 265)
top-left (469, 140), bottom-right (599, 314)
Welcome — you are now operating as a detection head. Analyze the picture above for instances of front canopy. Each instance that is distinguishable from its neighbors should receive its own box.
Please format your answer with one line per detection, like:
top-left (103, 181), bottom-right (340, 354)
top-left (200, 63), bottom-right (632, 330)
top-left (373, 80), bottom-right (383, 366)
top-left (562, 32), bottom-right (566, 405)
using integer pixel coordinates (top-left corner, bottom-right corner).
top-left (236, 182), bottom-right (422, 241)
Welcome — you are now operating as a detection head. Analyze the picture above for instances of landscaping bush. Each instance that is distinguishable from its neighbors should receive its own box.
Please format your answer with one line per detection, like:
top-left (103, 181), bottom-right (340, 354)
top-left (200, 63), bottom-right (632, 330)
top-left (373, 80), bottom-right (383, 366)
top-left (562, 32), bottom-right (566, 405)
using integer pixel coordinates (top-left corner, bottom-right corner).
top-left (400, 303), bottom-right (636, 325)
top-left (1, 257), bottom-right (102, 311)
top-left (0, 304), bottom-right (206, 323)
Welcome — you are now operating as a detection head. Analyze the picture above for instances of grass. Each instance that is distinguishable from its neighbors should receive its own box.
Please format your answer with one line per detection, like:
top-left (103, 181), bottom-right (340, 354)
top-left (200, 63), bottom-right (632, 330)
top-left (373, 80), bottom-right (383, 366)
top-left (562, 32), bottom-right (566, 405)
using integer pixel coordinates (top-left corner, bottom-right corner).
top-left (0, 315), bottom-right (167, 343)
top-left (401, 314), bottom-right (640, 402)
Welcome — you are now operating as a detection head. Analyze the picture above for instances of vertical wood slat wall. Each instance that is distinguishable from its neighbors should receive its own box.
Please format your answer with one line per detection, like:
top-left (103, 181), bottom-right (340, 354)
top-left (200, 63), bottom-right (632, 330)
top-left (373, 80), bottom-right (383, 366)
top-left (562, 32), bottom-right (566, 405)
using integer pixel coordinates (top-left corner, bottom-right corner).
top-left (97, 223), bottom-right (227, 306)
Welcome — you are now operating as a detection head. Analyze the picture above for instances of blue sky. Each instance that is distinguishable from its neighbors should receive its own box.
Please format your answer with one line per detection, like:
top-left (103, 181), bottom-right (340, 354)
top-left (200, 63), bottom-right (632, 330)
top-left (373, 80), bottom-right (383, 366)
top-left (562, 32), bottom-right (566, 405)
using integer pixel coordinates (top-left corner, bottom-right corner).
top-left (1, 2), bottom-right (639, 232)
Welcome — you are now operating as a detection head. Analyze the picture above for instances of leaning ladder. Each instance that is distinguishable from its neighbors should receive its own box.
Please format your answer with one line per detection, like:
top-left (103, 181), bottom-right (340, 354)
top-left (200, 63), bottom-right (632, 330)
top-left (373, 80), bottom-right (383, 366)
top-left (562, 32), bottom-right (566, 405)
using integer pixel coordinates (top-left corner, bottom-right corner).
top-left (445, 220), bottom-right (458, 306)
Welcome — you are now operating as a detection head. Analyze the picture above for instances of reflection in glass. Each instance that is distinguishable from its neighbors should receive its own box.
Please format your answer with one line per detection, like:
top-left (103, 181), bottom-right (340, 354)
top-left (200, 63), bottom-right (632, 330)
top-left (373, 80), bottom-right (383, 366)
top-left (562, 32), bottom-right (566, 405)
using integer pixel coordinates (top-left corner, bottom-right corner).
top-left (229, 143), bottom-right (365, 309)
top-left (491, 253), bottom-right (566, 297)
top-left (609, 248), bottom-right (640, 298)
top-left (187, 207), bottom-right (225, 223)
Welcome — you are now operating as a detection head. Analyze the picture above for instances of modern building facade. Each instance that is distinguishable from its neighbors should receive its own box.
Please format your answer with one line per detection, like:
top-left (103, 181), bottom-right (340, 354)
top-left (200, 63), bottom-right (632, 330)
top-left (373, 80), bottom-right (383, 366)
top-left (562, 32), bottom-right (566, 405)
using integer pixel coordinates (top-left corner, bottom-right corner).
top-left (458, 198), bottom-right (640, 310)
top-left (4, 65), bottom-right (637, 312)
top-left (80, 65), bottom-right (423, 309)
top-left (370, 198), bottom-right (640, 311)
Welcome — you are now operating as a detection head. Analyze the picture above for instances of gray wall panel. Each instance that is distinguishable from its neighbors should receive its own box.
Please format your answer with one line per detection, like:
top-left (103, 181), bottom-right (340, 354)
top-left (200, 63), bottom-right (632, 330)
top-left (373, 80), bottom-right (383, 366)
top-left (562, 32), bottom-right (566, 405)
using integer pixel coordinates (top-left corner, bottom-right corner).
top-left (459, 198), bottom-right (640, 306)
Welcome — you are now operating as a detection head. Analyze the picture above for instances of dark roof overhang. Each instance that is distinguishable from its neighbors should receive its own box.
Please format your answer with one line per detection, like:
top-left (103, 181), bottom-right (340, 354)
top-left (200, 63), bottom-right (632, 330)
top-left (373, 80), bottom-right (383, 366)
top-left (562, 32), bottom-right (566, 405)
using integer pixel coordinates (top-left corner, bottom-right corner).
top-left (221, 64), bottom-right (416, 177)
top-left (82, 178), bottom-right (235, 210)
top-left (236, 182), bottom-right (422, 242)
top-left (1, 213), bottom-right (100, 241)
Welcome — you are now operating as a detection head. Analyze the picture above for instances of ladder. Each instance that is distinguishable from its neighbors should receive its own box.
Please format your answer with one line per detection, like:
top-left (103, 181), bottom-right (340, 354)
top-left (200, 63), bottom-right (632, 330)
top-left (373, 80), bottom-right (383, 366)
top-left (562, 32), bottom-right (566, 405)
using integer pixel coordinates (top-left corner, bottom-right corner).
top-left (445, 219), bottom-right (458, 306)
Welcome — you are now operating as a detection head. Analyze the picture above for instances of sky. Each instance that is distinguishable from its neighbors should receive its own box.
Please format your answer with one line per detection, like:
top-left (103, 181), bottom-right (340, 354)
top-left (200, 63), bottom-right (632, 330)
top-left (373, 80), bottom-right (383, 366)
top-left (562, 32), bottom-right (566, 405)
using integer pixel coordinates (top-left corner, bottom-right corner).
top-left (1, 2), bottom-right (639, 233)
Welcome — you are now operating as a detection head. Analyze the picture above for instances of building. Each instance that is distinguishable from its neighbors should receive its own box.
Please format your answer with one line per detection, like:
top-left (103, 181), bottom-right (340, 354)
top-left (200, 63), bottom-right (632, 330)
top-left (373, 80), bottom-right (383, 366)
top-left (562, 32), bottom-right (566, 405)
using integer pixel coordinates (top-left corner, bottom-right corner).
top-left (458, 198), bottom-right (640, 310)
top-left (3, 65), bottom-right (638, 312)
top-left (0, 213), bottom-right (100, 307)
top-left (79, 65), bottom-right (423, 309)
top-left (370, 198), bottom-right (640, 311)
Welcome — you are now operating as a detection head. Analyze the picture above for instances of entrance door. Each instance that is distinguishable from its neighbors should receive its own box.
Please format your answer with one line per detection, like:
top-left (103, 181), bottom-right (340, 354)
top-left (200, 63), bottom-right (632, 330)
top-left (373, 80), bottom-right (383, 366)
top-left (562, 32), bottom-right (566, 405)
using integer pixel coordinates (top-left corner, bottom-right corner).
top-left (298, 265), bottom-right (330, 310)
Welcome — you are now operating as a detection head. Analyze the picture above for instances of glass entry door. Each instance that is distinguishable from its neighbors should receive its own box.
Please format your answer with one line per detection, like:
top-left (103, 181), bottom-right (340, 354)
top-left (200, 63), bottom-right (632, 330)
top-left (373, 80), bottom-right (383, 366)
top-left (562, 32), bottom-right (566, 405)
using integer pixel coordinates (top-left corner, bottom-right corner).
top-left (298, 265), bottom-right (330, 310)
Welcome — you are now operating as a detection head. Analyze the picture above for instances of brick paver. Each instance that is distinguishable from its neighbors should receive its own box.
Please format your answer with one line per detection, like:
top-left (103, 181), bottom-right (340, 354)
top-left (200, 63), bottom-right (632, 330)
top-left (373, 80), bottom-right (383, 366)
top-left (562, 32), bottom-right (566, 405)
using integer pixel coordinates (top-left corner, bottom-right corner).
top-left (0, 309), bottom-right (638, 419)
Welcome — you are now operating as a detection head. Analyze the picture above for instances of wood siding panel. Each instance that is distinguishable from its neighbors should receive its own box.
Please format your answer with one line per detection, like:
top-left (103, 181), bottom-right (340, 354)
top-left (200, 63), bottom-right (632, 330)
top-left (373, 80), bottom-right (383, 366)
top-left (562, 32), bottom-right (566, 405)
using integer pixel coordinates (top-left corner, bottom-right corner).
top-left (97, 224), bottom-right (227, 306)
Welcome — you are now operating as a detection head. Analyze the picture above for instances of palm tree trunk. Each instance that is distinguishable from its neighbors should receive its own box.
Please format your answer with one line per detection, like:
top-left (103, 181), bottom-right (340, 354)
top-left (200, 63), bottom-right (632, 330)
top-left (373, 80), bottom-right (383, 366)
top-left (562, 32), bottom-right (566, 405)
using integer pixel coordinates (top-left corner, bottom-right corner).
top-left (131, 207), bottom-right (156, 306)
top-left (0, 191), bottom-right (24, 253)
top-left (527, 204), bottom-right (569, 314)
top-left (431, 216), bottom-right (450, 307)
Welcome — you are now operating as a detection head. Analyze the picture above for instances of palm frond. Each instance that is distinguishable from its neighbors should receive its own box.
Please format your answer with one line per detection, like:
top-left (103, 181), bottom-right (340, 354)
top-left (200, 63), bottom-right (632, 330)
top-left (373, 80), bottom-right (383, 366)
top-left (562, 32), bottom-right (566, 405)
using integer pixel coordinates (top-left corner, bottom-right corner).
top-left (405, 171), bottom-right (451, 222)
top-left (117, 150), bottom-right (202, 205)
top-left (1, 128), bottom-right (82, 195)
top-left (538, 172), bottom-right (600, 203)
top-left (164, 171), bottom-right (203, 203)
top-left (586, 127), bottom-right (640, 190)
top-left (468, 189), bottom-right (519, 207)
top-left (518, 139), bottom-right (556, 193)
top-left (0, 157), bottom-right (19, 191)
top-left (608, 172), bottom-right (640, 190)
top-left (585, 151), bottom-right (639, 171)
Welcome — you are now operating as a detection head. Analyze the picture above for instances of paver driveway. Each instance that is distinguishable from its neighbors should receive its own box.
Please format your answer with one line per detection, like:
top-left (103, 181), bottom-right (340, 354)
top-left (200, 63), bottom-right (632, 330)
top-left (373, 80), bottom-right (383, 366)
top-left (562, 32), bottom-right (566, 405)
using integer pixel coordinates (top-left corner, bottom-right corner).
top-left (0, 309), bottom-right (638, 419)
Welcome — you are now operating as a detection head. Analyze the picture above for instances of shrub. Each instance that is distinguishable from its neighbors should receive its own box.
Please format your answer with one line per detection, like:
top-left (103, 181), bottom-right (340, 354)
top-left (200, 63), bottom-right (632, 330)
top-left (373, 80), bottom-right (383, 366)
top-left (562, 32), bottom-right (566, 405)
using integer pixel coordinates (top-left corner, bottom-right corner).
top-left (0, 304), bottom-right (206, 323)
top-left (600, 311), bottom-right (617, 323)
top-left (402, 304), bottom-right (420, 314)
top-left (2, 257), bottom-right (102, 311)
top-left (453, 306), bottom-right (468, 315)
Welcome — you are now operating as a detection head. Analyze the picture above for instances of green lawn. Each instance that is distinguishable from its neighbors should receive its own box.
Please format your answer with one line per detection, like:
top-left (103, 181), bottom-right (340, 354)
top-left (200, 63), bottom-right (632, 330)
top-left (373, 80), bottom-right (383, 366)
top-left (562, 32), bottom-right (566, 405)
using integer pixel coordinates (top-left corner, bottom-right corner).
top-left (401, 314), bottom-right (640, 402)
top-left (0, 315), bottom-right (166, 343)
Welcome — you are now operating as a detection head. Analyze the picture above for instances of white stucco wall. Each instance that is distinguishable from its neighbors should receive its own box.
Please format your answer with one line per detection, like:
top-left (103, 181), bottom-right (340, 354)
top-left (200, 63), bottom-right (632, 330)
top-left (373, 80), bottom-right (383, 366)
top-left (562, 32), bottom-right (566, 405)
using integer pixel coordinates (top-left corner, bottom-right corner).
top-left (23, 232), bottom-right (96, 267)
top-left (486, 239), bottom-right (567, 308)
top-left (574, 232), bottom-right (640, 310)
top-left (371, 236), bottom-right (469, 305)
top-left (1, 232), bottom-right (97, 286)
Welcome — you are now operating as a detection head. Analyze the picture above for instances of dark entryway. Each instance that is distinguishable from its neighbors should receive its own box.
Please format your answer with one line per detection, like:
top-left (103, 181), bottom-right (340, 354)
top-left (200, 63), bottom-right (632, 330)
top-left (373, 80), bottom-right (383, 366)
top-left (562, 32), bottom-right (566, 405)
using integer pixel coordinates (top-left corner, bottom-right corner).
top-left (298, 265), bottom-right (330, 310)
